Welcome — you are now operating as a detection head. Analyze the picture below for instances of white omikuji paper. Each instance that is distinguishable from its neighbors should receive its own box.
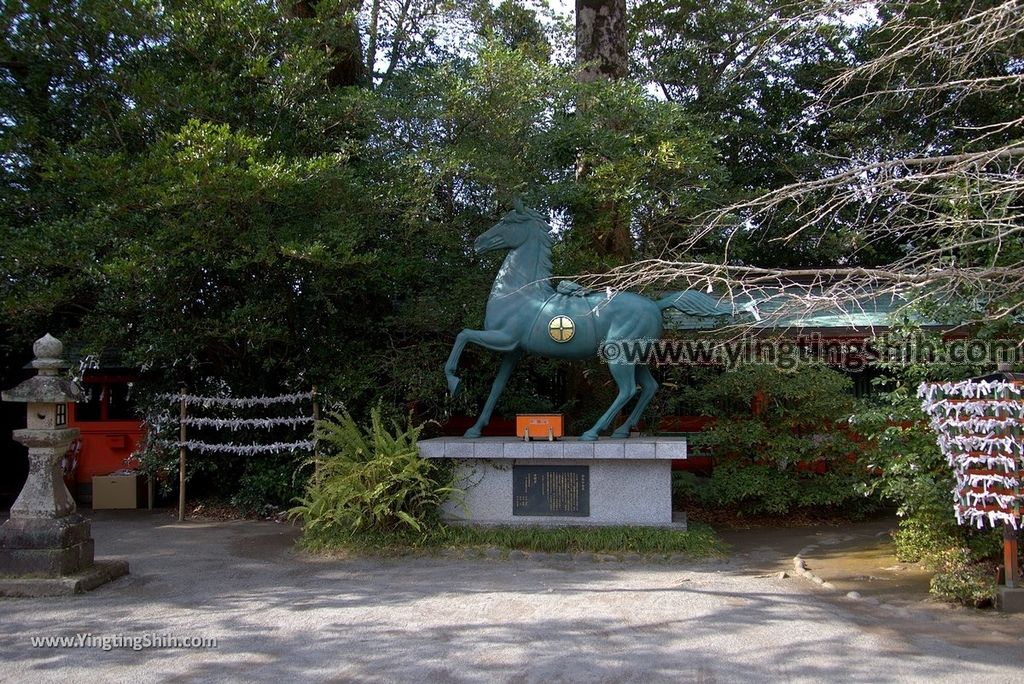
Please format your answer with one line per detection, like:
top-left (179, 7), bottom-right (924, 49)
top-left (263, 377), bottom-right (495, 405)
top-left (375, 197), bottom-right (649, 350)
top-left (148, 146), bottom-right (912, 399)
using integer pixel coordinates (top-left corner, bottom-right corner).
top-left (182, 416), bottom-right (314, 431)
top-left (163, 391), bottom-right (316, 456)
top-left (162, 391), bottom-right (314, 408)
top-left (919, 380), bottom-right (1024, 529)
top-left (179, 439), bottom-right (315, 456)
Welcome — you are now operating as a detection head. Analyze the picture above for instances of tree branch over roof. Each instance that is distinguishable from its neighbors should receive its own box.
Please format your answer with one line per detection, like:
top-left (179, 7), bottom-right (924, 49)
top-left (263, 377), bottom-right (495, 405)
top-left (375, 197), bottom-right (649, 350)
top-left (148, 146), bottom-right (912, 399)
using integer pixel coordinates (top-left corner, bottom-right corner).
top-left (587, 0), bottom-right (1024, 329)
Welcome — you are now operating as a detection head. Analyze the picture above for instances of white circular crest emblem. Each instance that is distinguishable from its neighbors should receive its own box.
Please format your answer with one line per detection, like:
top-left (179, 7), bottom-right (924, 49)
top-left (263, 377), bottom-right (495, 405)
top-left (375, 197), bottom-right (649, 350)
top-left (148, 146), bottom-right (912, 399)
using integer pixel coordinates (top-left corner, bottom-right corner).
top-left (548, 315), bottom-right (575, 343)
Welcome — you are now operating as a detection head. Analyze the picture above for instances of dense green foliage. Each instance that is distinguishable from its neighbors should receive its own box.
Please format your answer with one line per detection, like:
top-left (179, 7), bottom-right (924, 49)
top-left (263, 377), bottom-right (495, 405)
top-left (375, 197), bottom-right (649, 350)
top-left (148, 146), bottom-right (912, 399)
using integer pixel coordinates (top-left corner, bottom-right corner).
top-left (289, 408), bottom-right (457, 533)
top-left (672, 364), bottom-right (869, 514)
top-left (631, 0), bottom-right (856, 264)
top-left (0, 0), bottom-right (783, 507)
top-left (0, 0), bottom-right (864, 380)
top-left (853, 329), bottom-right (1005, 604)
top-left (300, 519), bottom-right (725, 557)
top-left (2, 1), bottom-right (1019, 519)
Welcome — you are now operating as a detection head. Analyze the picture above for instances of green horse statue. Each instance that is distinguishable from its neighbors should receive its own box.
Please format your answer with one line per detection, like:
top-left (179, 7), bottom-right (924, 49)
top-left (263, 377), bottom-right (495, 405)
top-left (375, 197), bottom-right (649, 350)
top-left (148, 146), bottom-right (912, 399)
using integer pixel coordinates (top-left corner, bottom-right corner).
top-left (446, 202), bottom-right (735, 441)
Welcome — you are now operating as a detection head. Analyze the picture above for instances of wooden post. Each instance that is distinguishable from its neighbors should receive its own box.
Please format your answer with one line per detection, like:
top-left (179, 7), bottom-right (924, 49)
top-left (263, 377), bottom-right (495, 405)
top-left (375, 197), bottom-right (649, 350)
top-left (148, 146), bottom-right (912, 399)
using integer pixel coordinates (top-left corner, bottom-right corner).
top-left (1005, 526), bottom-right (1019, 588)
top-left (178, 388), bottom-right (187, 522)
top-left (311, 385), bottom-right (321, 476)
top-left (999, 365), bottom-right (1019, 588)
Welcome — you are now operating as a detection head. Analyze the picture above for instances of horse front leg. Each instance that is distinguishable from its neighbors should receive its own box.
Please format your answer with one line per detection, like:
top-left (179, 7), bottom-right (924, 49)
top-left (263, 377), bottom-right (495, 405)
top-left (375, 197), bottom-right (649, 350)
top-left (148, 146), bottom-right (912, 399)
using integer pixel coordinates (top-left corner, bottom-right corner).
top-left (464, 349), bottom-right (523, 438)
top-left (444, 330), bottom-right (472, 396)
top-left (444, 329), bottom-right (518, 397)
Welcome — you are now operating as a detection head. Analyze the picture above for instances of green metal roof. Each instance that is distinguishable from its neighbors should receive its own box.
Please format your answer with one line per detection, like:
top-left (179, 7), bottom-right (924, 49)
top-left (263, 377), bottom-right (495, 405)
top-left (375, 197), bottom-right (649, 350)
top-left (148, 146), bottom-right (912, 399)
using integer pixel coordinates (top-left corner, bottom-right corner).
top-left (662, 287), bottom-right (934, 333)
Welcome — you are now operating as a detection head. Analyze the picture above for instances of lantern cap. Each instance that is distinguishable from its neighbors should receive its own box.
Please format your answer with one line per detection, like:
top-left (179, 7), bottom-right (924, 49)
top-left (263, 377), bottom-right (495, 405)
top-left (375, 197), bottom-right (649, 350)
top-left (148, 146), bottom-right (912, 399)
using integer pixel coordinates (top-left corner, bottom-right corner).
top-left (28, 332), bottom-right (71, 373)
top-left (33, 333), bottom-right (63, 361)
top-left (1, 334), bottom-right (85, 404)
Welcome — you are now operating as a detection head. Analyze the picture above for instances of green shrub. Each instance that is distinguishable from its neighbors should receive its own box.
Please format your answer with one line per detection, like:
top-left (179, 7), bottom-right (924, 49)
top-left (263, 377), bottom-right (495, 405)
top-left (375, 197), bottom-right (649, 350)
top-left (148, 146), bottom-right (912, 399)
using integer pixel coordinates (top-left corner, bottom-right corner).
top-left (671, 471), bottom-right (701, 504)
top-left (700, 461), bottom-right (797, 514)
top-left (232, 454), bottom-right (308, 517)
top-left (676, 463), bottom-right (876, 516)
top-left (892, 515), bottom-right (959, 563)
top-left (929, 547), bottom-right (997, 607)
top-left (288, 408), bottom-right (459, 535)
top-left (889, 512), bottom-right (1000, 563)
top-left (684, 364), bottom-right (870, 515)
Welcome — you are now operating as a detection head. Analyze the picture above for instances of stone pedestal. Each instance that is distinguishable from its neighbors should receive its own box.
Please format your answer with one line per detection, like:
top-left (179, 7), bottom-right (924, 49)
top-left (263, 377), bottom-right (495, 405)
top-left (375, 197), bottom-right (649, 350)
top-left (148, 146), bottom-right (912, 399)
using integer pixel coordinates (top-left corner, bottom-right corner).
top-left (0, 333), bottom-right (128, 596)
top-left (997, 585), bottom-right (1024, 613)
top-left (420, 436), bottom-right (687, 529)
top-left (0, 515), bottom-right (94, 574)
top-left (10, 440), bottom-right (77, 518)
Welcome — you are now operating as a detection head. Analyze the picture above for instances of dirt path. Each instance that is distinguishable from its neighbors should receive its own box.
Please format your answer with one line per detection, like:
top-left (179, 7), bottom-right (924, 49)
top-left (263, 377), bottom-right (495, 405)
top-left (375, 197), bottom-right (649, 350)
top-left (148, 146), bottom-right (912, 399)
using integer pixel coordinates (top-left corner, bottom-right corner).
top-left (719, 518), bottom-right (933, 601)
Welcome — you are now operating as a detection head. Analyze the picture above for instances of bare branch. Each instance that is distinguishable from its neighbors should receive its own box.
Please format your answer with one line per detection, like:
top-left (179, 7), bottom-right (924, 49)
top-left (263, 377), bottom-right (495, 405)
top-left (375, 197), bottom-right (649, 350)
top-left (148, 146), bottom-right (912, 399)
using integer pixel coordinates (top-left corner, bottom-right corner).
top-left (593, 0), bottom-right (1024, 329)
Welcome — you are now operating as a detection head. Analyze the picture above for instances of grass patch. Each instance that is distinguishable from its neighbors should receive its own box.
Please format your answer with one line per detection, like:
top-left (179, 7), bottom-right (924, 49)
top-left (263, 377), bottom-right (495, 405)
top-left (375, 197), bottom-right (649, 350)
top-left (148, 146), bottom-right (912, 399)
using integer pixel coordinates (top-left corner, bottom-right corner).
top-left (298, 522), bottom-right (727, 558)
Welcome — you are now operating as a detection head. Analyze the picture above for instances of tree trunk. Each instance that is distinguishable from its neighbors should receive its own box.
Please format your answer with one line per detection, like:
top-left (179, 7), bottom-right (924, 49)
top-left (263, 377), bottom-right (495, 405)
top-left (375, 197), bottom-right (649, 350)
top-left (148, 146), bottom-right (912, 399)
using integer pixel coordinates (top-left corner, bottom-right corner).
top-left (290, 0), bottom-right (367, 88)
top-left (573, 0), bottom-right (631, 261)
top-left (575, 0), bottom-right (628, 83)
top-left (567, 1), bottom-right (631, 430)
top-left (366, 0), bottom-right (381, 87)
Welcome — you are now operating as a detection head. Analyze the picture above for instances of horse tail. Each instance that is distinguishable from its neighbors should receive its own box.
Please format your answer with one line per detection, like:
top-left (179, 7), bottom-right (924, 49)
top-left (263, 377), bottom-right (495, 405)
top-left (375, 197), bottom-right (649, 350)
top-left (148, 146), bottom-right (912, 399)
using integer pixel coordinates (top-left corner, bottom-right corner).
top-left (655, 291), bottom-right (735, 317)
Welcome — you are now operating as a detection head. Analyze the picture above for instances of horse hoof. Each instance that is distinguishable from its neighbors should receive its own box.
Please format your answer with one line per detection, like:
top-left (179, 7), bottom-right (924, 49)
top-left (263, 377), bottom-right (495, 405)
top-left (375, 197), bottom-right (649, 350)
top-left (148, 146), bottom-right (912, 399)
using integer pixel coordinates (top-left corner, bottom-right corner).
top-left (610, 430), bottom-right (629, 439)
top-left (448, 376), bottom-right (463, 396)
top-left (579, 431), bottom-right (599, 442)
top-left (463, 427), bottom-right (482, 439)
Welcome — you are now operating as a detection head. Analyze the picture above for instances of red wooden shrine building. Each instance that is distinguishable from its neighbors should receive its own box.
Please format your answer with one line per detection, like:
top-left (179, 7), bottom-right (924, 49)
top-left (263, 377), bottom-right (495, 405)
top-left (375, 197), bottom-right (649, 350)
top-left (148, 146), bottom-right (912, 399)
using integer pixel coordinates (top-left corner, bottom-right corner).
top-left (65, 368), bottom-right (144, 503)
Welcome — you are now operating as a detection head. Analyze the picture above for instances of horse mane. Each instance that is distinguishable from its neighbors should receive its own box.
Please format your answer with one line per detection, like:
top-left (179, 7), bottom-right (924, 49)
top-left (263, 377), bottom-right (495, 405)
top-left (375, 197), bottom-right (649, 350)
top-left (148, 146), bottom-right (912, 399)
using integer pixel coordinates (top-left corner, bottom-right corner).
top-left (507, 206), bottom-right (553, 279)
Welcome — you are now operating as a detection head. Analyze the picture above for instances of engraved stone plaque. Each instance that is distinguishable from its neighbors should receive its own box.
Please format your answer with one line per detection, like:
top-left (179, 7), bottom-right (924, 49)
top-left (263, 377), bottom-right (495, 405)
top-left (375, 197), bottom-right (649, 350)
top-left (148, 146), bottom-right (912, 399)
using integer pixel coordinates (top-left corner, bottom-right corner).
top-left (512, 465), bottom-right (589, 517)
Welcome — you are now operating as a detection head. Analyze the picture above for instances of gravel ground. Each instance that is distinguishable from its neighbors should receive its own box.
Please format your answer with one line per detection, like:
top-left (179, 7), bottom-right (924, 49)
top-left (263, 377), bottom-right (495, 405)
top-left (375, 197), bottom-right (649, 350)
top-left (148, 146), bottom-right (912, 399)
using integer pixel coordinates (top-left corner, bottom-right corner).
top-left (2, 511), bottom-right (1023, 683)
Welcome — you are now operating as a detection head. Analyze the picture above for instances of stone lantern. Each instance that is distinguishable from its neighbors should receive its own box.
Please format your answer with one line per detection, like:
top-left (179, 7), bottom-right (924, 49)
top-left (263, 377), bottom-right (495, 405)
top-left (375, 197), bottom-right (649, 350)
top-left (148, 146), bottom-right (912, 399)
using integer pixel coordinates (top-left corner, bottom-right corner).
top-left (0, 333), bottom-right (128, 596)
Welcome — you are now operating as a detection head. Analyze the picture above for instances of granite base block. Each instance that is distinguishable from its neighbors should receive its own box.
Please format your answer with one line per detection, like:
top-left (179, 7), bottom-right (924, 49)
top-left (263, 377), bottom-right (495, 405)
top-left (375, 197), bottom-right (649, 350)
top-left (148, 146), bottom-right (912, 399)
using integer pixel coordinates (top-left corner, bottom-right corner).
top-left (421, 437), bottom-right (688, 529)
top-left (997, 585), bottom-right (1024, 613)
top-left (0, 514), bottom-right (92, 549)
top-left (0, 514), bottom-right (97, 576)
top-left (0, 560), bottom-right (129, 597)
top-left (442, 458), bottom-right (684, 528)
top-left (0, 539), bottom-right (96, 576)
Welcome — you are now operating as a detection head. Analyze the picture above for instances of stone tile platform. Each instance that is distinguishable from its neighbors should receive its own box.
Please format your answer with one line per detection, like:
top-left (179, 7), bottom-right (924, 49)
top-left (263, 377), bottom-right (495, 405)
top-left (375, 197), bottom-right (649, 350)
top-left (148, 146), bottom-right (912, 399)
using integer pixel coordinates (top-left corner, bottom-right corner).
top-left (419, 436), bottom-right (687, 461)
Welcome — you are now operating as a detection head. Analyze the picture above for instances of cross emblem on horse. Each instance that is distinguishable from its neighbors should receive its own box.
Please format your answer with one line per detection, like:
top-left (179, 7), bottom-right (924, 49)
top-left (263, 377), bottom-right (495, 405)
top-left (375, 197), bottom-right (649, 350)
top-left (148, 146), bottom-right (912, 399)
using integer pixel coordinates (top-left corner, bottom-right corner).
top-left (445, 201), bottom-right (736, 441)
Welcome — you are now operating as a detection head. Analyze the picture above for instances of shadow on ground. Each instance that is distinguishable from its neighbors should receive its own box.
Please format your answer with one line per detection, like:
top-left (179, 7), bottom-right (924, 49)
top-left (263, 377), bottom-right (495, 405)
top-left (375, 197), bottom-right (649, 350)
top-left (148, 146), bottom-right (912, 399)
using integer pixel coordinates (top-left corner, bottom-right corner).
top-left (0, 510), bottom-right (1022, 682)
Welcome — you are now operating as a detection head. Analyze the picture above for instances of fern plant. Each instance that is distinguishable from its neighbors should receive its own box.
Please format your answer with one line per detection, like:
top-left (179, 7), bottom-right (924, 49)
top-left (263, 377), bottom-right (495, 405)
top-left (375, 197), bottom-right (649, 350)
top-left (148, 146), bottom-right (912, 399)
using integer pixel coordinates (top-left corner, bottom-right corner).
top-left (288, 408), bottom-right (458, 534)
